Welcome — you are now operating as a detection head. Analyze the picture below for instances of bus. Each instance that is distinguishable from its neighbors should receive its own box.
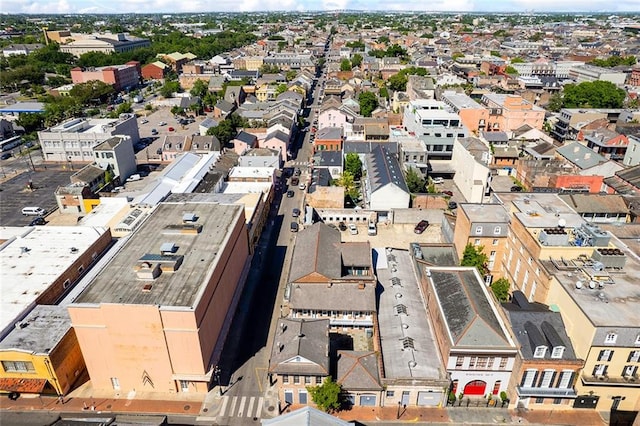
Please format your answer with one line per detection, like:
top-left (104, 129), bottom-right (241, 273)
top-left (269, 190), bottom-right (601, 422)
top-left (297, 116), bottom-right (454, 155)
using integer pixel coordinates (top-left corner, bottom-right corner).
top-left (0, 135), bottom-right (22, 152)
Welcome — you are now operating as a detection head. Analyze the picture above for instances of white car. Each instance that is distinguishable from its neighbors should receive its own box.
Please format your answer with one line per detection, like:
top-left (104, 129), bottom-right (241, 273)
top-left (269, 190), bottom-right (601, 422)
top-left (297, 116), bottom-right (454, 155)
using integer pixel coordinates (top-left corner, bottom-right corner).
top-left (159, 121), bottom-right (167, 126)
top-left (348, 224), bottom-right (358, 235)
top-left (299, 183), bottom-right (306, 190)
top-left (432, 177), bottom-right (444, 184)
top-left (140, 118), bottom-right (149, 124)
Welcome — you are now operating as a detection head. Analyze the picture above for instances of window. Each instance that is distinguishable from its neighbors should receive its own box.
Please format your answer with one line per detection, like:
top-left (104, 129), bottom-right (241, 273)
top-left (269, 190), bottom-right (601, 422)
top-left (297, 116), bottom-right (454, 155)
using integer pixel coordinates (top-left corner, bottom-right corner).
top-left (456, 356), bottom-right (464, 367)
top-left (111, 377), bottom-right (120, 390)
top-left (305, 376), bottom-right (311, 384)
top-left (558, 370), bottom-right (573, 388)
top-left (299, 390), bottom-right (308, 404)
top-left (593, 364), bottom-right (607, 377)
top-left (180, 380), bottom-right (190, 392)
top-left (474, 239), bottom-right (481, 246)
top-left (386, 390), bottom-right (395, 398)
top-left (522, 369), bottom-right (536, 387)
top-left (551, 346), bottom-right (565, 359)
top-left (635, 334), bottom-right (640, 345)
top-left (623, 365), bottom-right (637, 377)
top-left (553, 398), bottom-right (563, 405)
top-left (284, 390), bottom-right (293, 404)
top-left (540, 370), bottom-right (555, 388)
top-left (493, 226), bottom-right (501, 235)
top-left (282, 375), bottom-right (289, 384)
top-left (534, 346), bottom-right (547, 358)
top-left (628, 351), bottom-right (640, 363)
top-left (468, 356), bottom-right (477, 368)
top-left (605, 333), bottom-right (618, 344)
top-left (493, 239), bottom-right (499, 246)
top-left (499, 358), bottom-right (508, 369)
top-left (63, 279), bottom-right (71, 289)
top-left (598, 349), bottom-right (614, 361)
top-left (475, 226), bottom-right (483, 235)
top-left (477, 357), bottom-right (488, 369)
top-left (1, 360), bottom-right (35, 373)
top-left (293, 375), bottom-right (300, 384)
top-left (536, 397), bottom-right (544, 404)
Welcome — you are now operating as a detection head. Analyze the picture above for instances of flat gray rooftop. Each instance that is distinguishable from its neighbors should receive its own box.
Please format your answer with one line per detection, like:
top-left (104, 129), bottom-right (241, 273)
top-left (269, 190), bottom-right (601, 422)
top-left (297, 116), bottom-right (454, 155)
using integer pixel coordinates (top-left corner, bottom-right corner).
top-left (496, 193), bottom-right (584, 229)
top-left (459, 203), bottom-right (510, 223)
top-left (376, 248), bottom-right (444, 380)
top-left (74, 201), bottom-right (243, 307)
top-left (0, 305), bottom-right (71, 355)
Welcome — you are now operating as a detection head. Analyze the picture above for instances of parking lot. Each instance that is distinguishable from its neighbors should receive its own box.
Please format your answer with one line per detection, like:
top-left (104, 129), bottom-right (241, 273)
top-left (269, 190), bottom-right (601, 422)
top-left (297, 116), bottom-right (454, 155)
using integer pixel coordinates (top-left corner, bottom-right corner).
top-left (0, 168), bottom-right (74, 226)
top-left (339, 221), bottom-right (444, 249)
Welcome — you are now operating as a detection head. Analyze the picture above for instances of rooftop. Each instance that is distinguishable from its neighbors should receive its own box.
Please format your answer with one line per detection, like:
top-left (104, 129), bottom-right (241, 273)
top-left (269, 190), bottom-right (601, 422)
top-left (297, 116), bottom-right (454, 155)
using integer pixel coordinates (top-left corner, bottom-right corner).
top-left (459, 203), bottom-right (511, 224)
top-left (495, 192), bottom-right (585, 229)
top-left (0, 226), bottom-right (108, 334)
top-left (268, 318), bottom-right (330, 376)
top-left (366, 145), bottom-right (409, 194)
top-left (73, 201), bottom-right (244, 307)
top-left (0, 305), bottom-right (72, 355)
top-left (376, 248), bottom-right (443, 380)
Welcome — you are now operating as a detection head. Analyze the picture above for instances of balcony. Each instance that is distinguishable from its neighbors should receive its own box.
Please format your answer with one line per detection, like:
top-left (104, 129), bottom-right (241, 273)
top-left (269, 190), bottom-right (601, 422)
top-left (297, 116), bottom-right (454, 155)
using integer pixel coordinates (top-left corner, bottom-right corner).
top-left (516, 386), bottom-right (577, 398)
top-left (581, 374), bottom-right (640, 386)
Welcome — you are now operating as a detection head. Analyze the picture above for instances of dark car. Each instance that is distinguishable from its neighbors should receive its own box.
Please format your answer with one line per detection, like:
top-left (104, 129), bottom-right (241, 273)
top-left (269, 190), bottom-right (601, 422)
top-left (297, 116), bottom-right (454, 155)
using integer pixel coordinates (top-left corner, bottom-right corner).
top-left (294, 168), bottom-right (301, 176)
top-left (290, 222), bottom-right (299, 232)
top-left (292, 208), bottom-right (300, 217)
top-left (286, 190), bottom-right (295, 198)
top-left (29, 217), bottom-right (46, 226)
top-left (442, 190), bottom-right (454, 197)
top-left (338, 221), bottom-right (347, 231)
top-left (414, 220), bottom-right (430, 234)
top-left (1, 152), bottom-right (12, 160)
top-left (510, 185), bottom-right (523, 192)
top-left (448, 201), bottom-right (458, 210)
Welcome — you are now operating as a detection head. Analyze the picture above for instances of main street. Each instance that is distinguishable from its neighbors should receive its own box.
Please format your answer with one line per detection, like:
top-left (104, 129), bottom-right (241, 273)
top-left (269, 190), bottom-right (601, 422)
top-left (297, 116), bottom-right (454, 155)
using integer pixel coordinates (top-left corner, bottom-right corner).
top-left (198, 67), bottom-right (325, 425)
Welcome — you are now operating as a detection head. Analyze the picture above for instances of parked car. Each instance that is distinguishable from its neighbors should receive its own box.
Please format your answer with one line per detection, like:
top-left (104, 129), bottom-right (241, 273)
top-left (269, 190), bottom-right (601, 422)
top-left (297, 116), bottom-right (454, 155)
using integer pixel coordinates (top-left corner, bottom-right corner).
top-left (290, 222), bottom-right (299, 232)
top-left (298, 183), bottom-right (306, 190)
top-left (348, 223), bottom-right (358, 235)
top-left (368, 222), bottom-right (377, 236)
top-left (442, 190), bottom-right (454, 197)
top-left (140, 118), bottom-right (149, 124)
top-left (338, 222), bottom-right (347, 231)
top-left (29, 217), bottom-right (46, 226)
top-left (510, 185), bottom-right (523, 192)
top-left (22, 206), bottom-right (46, 216)
top-left (448, 201), bottom-right (458, 210)
top-left (286, 190), bottom-right (295, 198)
top-left (292, 208), bottom-right (300, 218)
top-left (294, 168), bottom-right (301, 176)
top-left (432, 177), bottom-right (444, 184)
top-left (159, 121), bottom-right (167, 126)
top-left (168, 127), bottom-right (175, 132)
top-left (151, 128), bottom-right (158, 135)
top-left (0, 152), bottom-right (12, 160)
top-left (414, 220), bottom-right (430, 234)
top-left (126, 174), bottom-right (141, 182)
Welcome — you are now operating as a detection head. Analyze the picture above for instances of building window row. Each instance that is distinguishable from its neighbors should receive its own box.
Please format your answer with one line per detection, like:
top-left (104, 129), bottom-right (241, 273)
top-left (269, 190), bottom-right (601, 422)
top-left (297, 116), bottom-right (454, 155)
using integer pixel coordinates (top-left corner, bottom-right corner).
top-left (282, 375), bottom-right (322, 385)
top-left (1, 360), bottom-right (36, 373)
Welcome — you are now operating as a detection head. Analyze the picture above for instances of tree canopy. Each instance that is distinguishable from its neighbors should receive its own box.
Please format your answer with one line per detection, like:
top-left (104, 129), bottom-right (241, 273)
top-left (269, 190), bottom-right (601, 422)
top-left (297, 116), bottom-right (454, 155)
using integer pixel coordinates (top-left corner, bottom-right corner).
top-left (562, 81), bottom-right (626, 109)
top-left (590, 55), bottom-right (636, 68)
top-left (387, 66), bottom-right (428, 92)
top-left (340, 58), bottom-right (352, 72)
top-left (358, 91), bottom-right (378, 117)
top-left (461, 243), bottom-right (489, 276)
top-left (307, 377), bottom-right (342, 413)
top-left (490, 278), bottom-right (510, 302)
top-left (344, 152), bottom-right (362, 180)
top-left (405, 167), bottom-right (425, 193)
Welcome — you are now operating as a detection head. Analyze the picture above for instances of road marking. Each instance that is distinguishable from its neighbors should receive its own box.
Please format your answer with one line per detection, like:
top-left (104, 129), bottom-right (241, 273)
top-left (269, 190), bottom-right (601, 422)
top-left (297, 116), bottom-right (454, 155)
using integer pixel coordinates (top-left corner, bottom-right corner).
top-left (246, 396), bottom-right (255, 417)
top-left (229, 396), bottom-right (237, 417)
top-left (256, 397), bottom-right (264, 417)
top-left (237, 396), bottom-right (246, 417)
top-left (219, 395), bottom-right (229, 417)
top-left (255, 367), bottom-right (267, 392)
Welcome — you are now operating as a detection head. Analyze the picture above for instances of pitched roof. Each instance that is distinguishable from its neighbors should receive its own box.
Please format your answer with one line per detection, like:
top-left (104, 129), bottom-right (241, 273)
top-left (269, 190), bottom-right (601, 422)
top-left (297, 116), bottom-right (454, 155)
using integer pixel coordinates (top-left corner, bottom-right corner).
top-left (337, 351), bottom-right (382, 391)
top-left (366, 145), bottom-right (409, 194)
top-left (268, 318), bottom-right (330, 376)
top-left (234, 130), bottom-right (258, 145)
top-left (556, 142), bottom-right (606, 169)
top-left (261, 406), bottom-right (354, 425)
top-left (428, 268), bottom-right (512, 348)
top-left (559, 194), bottom-right (629, 214)
top-left (289, 223), bottom-right (341, 282)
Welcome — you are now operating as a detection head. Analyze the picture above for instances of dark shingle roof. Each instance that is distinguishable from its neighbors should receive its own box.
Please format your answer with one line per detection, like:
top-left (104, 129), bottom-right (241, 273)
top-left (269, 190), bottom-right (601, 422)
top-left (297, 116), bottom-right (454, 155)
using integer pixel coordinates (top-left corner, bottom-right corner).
top-left (366, 145), bottom-right (409, 193)
top-left (268, 318), bottom-right (330, 376)
top-left (337, 351), bottom-right (382, 391)
top-left (289, 223), bottom-right (341, 282)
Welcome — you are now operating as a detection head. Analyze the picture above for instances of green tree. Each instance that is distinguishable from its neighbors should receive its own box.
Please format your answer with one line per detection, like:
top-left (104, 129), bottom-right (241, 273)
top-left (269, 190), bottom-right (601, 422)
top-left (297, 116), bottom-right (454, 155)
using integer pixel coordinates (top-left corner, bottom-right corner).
top-left (16, 112), bottom-right (44, 133)
top-left (461, 243), bottom-right (489, 276)
top-left (69, 80), bottom-right (114, 105)
top-left (285, 70), bottom-right (297, 81)
top-left (190, 79), bottom-right (209, 98)
top-left (344, 152), bottom-right (362, 180)
top-left (307, 377), bottom-right (342, 413)
top-left (405, 167), bottom-right (425, 193)
top-left (275, 83), bottom-right (288, 95)
top-left (160, 80), bottom-right (181, 98)
top-left (562, 80), bottom-right (626, 109)
top-left (358, 91), bottom-right (378, 117)
top-left (546, 93), bottom-right (564, 112)
top-left (334, 170), bottom-right (359, 200)
top-left (340, 58), bottom-right (352, 71)
top-left (351, 53), bottom-right (363, 68)
top-left (504, 66), bottom-right (519, 75)
top-left (490, 278), bottom-right (510, 302)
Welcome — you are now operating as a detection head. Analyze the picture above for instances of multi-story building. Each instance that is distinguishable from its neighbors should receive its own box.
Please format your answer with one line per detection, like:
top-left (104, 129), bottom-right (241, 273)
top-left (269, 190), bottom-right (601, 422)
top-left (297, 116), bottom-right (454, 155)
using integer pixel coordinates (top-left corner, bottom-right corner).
top-left (623, 135), bottom-right (640, 167)
top-left (402, 99), bottom-right (469, 161)
top-left (68, 201), bottom-right (250, 394)
top-left (552, 109), bottom-right (612, 142)
top-left (71, 62), bottom-right (141, 92)
top-left (583, 129), bottom-right (628, 162)
top-left (38, 114), bottom-right (139, 164)
top-left (440, 91), bottom-right (489, 135)
top-left (268, 318), bottom-right (330, 407)
top-left (453, 203), bottom-right (511, 281)
top-left (451, 137), bottom-right (491, 203)
top-left (92, 135), bottom-right (136, 181)
top-left (502, 292), bottom-right (584, 410)
top-left (569, 65), bottom-right (627, 86)
top-left (313, 127), bottom-right (343, 152)
top-left (363, 145), bottom-right (410, 211)
top-left (479, 94), bottom-right (545, 133)
top-left (60, 33), bottom-right (150, 57)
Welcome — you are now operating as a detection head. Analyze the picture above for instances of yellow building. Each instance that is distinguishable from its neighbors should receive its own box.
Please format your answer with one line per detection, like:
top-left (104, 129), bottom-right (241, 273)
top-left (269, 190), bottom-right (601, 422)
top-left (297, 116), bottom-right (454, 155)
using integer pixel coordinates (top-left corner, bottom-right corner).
top-left (255, 83), bottom-right (278, 102)
top-left (0, 306), bottom-right (86, 396)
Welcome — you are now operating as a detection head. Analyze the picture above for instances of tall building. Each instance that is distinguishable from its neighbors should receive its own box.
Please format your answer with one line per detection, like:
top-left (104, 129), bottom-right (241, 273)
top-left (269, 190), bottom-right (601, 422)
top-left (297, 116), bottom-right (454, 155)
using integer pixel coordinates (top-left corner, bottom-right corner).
top-left (71, 61), bottom-right (141, 92)
top-left (68, 201), bottom-right (250, 394)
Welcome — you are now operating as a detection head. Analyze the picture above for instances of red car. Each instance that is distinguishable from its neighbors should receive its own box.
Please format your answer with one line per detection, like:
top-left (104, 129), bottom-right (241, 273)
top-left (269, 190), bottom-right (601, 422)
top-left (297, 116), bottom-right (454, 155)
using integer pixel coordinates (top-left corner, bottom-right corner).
top-left (168, 127), bottom-right (175, 132)
top-left (442, 190), bottom-right (453, 196)
top-left (414, 220), bottom-right (430, 234)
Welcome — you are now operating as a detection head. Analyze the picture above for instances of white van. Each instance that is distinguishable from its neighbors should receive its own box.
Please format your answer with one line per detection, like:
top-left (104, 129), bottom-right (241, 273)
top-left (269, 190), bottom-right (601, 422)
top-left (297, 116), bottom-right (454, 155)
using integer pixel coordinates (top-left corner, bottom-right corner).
top-left (22, 207), bottom-right (46, 216)
top-left (368, 222), bottom-right (377, 236)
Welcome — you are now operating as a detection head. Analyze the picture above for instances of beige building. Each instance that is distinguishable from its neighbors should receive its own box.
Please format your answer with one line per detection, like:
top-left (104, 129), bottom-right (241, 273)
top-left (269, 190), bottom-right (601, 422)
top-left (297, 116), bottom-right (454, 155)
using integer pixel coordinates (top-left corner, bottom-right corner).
top-left (68, 200), bottom-right (250, 394)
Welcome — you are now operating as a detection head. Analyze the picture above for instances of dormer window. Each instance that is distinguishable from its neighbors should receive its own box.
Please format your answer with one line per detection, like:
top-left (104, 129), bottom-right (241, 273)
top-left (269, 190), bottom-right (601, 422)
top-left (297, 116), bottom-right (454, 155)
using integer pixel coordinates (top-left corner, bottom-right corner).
top-left (551, 346), bottom-right (565, 359)
top-left (605, 333), bottom-right (618, 344)
top-left (534, 346), bottom-right (547, 358)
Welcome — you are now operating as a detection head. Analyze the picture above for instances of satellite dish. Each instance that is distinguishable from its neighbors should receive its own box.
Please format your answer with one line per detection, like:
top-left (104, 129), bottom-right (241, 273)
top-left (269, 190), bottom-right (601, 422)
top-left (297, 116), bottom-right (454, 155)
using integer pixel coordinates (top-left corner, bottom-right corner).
top-left (589, 281), bottom-right (597, 289)
top-left (576, 280), bottom-right (583, 289)
top-left (558, 218), bottom-right (566, 228)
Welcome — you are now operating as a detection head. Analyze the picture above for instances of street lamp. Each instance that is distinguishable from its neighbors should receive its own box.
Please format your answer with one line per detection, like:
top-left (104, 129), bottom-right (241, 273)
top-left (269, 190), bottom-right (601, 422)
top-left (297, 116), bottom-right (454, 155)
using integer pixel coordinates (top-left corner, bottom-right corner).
top-left (397, 401), bottom-right (406, 419)
top-left (213, 365), bottom-right (222, 396)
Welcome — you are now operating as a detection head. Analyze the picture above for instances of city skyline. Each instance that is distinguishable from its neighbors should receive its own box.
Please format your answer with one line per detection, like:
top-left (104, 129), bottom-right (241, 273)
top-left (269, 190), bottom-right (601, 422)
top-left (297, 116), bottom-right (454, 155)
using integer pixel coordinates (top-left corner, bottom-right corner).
top-left (3, 0), bottom-right (640, 15)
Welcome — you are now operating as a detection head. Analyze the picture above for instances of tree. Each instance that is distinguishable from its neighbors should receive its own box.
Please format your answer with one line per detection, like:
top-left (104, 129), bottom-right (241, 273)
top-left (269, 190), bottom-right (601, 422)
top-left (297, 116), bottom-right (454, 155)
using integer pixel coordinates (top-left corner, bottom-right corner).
top-left (546, 93), bottom-right (563, 112)
top-left (351, 53), bottom-right (363, 68)
top-left (160, 80), bottom-right (181, 98)
top-left (190, 79), bottom-right (209, 98)
top-left (307, 377), bottom-right (342, 413)
top-left (405, 167), bottom-right (425, 193)
top-left (68, 80), bottom-right (114, 106)
top-left (460, 243), bottom-right (489, 276)
top-left (344, 152), bottom-right (362, 180)
top-left (490, 278), bottom-right (510, 302)
top-left (285, 70), bottom-right (297, 81)
top-left (16, 112), bottom-right (44, 133)
top-left (334, 170), bottom-right (359, 200)
top-left (340, 58), bottom-right (352, 72)
top-left (504, 66), bottom-right (519, 75)
top-left (275, 83), bottom-right (288, 95)
top-left (358, 91), bottom-right (378, 117)
top-left (562, 81), bottom-right (626, 109)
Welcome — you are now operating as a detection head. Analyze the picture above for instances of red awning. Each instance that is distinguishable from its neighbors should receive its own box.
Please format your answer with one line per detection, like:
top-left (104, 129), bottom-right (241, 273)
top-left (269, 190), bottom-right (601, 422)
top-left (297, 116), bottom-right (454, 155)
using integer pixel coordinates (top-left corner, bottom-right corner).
top-left (0, 377), bottom-right (48, 393)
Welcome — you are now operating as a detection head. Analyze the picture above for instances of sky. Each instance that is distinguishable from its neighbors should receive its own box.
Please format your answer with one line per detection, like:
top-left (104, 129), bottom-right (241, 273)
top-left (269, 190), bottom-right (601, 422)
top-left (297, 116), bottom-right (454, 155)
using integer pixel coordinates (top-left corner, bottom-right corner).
top-left (2, 0), bottom-right (640, 15)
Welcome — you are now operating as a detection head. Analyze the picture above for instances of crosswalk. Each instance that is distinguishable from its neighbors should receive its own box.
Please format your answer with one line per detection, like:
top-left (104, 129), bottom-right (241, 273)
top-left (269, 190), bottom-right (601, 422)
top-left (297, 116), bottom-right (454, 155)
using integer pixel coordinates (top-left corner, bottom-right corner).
top-left (288, 161), bottom-right (309, 167)
top-left (219, 395), bottom-right (265, 419)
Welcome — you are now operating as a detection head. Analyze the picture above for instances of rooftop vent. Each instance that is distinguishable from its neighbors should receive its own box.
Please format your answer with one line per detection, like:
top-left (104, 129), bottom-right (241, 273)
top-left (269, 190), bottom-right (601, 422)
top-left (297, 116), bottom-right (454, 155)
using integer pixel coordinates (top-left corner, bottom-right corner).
top-left (70, 247), bottom-right (78, 253)
top-left (160, 242), bottom-right (177, 255)
top-left (182, 212), bottom-right (198, 223)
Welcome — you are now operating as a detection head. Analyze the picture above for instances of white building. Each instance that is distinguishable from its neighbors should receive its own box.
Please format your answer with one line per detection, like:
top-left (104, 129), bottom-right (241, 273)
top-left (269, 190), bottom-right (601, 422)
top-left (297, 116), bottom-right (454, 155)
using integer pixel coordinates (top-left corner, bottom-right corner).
top-left (569, 65), bottom-right (627, 86)
top-left (623, 135), bottom-right (640, 167)
top-left (93, 135), bottom-right (137, 181)
top-left (39, 114), bottom-right (140, 163)
top-left (363, 145), bottom-right (410, 212)
top-left (452, 137), bottom-right (491, 203)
